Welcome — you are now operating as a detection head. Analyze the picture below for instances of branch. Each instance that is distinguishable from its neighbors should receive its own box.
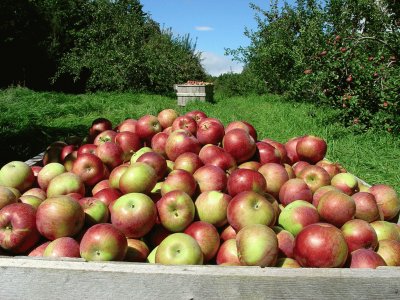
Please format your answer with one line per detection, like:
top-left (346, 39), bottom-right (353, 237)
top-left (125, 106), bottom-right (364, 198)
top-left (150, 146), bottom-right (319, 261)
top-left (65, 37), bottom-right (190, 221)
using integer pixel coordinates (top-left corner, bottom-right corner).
top-left (350, 36), bottom-right (398, 55)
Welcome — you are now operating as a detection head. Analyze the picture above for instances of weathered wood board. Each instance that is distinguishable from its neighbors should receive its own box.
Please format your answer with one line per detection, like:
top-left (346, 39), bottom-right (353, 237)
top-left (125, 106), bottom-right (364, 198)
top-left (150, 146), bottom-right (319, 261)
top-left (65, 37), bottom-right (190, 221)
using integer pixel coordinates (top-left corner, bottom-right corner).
top-left (175, 84), bottom-right (214, 106)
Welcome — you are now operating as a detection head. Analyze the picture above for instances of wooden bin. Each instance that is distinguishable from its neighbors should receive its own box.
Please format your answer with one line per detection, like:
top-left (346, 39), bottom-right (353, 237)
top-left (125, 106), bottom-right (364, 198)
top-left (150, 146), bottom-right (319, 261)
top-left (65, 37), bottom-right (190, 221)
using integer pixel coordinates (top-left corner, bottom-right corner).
top-left (174, 84), bottom-right (214, 106)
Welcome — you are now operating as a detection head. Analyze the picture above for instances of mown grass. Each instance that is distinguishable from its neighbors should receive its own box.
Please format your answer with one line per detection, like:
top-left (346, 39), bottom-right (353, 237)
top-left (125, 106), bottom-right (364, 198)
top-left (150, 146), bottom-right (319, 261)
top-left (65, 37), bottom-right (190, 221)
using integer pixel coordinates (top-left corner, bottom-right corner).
top-left (1, 87), bottom-right (399, 193)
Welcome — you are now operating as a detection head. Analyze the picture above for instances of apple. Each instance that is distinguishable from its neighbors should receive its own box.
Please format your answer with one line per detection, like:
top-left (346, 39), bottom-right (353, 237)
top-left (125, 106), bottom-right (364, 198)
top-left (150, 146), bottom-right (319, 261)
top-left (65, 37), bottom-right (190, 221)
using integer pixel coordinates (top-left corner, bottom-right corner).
top-left (293, 223), bottom-right (348, 268)
top-left (119, 162), bottom-right (157, 194)
top-left (173, 152), bottom-right (203, 174)
top-left (157, 109), bottom-right (179, 129)
top-left (254, 141), bottom-right (281, 164)
top-left (196, 118), bottom-right (225, 145)
top-left (222, 128), bottom-right (256, 163)
top-left (46, 172), bottom-right (85, 198)
top-left (71, 153), bottom-right (104, 186)
top-left (376, 239), bottom-right (400, 266)
top-left (297, 165), bottom-right (331, 193)
top-left (172, 115), bottom-right (197, 135)
top-left (195, 191), bottom-right (231, 227)
top-left (36, 195), bottom-right (85, 240)
top-left (284, 163), bottom-right (296, 179)
top-left (258, 163), bottom-right (289, 199)
top-left (0, 186), bottom-right (18, 210)
top-left (227, 168), bottom-right (266, 197)
top-left (0, 161), bottom-right (35, 192)
top-left (94, 130), bottom-right (117, 146)
top-left (0, 203), bottom-right (40, 254)
top-left (156, 190), bottom-right (195, 232)
top-left (331, 173), bottom-right (359, 195)
top-left (349, 248), bottom-right (387, 269)
top-left (125, 239), bottom-right (150, 262)
top-left (37, 163), bottom-right (65, 191)
top-left (137, 152), bottom-right (167, 180)
top-left (238, 161), bottom-right (261, 171)
top-left (285, 136), bottom-right (303, 164)
top-left (28, 241), bottom-right (51, 257)
top-left (60, 145), bottom-right (77, 162)
top-left (43, 237), bottom-right (80, 258)
top-left (262, 139), bottom-right (288, 163)
top-left (151, 132), bottom-right (169, 158)
top-left (278, 200), bottom-right (320, 236)
top-left (77, 143), bottom-right (97, 156)
top-left (19, 195), bottom-right (43, 209)
top-left (184, 221), bottom-right (220, 262)
top-left (316, 160), bottom-right (341, 179)
top-left (136, 114), bottom-right (162, 143)
top-left (236, 224), bottom-right (278, 267)
top-left (92, 179), bottom-right (111, 195)
top-left (273, 226), bottom-right (295, 258)
top-left (370, 221), bottom-right (400, 242)
top-left (146, 224), bottom-right (171, 248)
top-left (79, 197), bottom-right (110, 226)
top-left (80, 223), bottom-right (127, 261)
top-left (317, 190), bottom-right (356, 227)
top-left (198, 144), bottom-right (237, 173)
top-left (352, 192), bottom-right (381, 222)
top-left (185, 110), bottom-right (207, 124)
top-left (115, 131), bottom-right (143, 162)
top-left (22, 187), bottom-right (46, 200)
top-left (227, 191), bottom-right (275, 232)
top-left (368, 184), bottom-right (400, 221)
top-left (147, 246), bottom-right (158, 263)
top-left (161, 169), bottom-right (197, 197)
top-left (225, 120), bottom-right (257, 141)
top-left (89, 117), bottom-right (112, 139)
top-left (63, 151), bottom-right (78, 172)
top-left (31, 165), bottom-right (42, 179)
top-left (108, 164), bottom-right (128, 190)
top-left (275, 257), bottom-right (301, 268)
top-left (296, 135), bottom-right (327, 164)
top-left (116, 118), bottom-right (137, 133)
top-left (341, 219), bottom-right (378, 252)
top-left (312, 185), bottom-right (341, 208)
top-left (193, 165), bottom-right (227, 193)
top-left (95, 141), bottom-right (123, 170)
top-left (130, 146), bottom-right (153, 163)
top-left (93, 187), bottom-right (122, 207)
top-left (279, 178), bottom-right (313, 206)
top-left (165, 129), bottom-right (201, 161)
top-left (42, 141), bottom-right (66, 165)
top-left (220, 225), bottom-right (237, 241)
top-left (216, 239), bottom-right (241, 265)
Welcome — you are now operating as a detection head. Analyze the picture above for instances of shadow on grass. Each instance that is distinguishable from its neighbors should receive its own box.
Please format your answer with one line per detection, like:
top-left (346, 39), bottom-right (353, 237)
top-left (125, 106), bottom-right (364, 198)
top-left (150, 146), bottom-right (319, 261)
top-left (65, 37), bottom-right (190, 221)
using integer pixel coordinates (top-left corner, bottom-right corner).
top-left (0, 125), bottom-right (87, 166)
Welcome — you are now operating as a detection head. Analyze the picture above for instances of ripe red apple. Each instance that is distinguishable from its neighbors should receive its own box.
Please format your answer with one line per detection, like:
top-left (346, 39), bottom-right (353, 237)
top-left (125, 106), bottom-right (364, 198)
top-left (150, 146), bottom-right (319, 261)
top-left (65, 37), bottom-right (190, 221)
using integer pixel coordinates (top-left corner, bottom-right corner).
top-left (220, 225), bottom-right (237, 241)
top-left (111, 193), bottom-right (157, 238)
top-left (36, 195), bottom-right (85, 240)
top-left (135, 114), bottom-right (162, 143)
top-left (136, 151), bottom-right (167, 181)
top-left (173, 152), bottom-right (203, 174)
top-left (72, 153), bottom-right (105, 186)
top-left (0, 203), bottom-right (40, 254)
top-left (63, 150), bottom-right (78, 172)
top-left (116, 118), bottom-right (137, 133)
top-left (227, 168), bottom-right (266, 197)
top-left (273, 226), bottom-right (295, 258)
top-left (285, 136), bottom-right (303, 164)
top-left (278, 200), bottom-right (320, 236)
top-left (368, 184), bottom-right (400, 221)
top-left (93, 187), bottom-right (122, 207)
top-left (0, 161), bottom-right (35, 192)
top-left (376, 239), bottom-right (400, 266)
top-left (262, 139), bottom-right (288, 164)
top-left (79, 197), bottom-right (110, 226)
top-left (317, 190), bottom-right (356, 227)
top-left (77, 143), bottom-right (97, 156)
top-left (297, 165), bottom-right (331, 193)
top-left (193, 165), bottom-right (227, 193)
top-left (254, 142), bottom-right (281, 164)
top-left (293, 223), bottom-right (348, 267)
top-left (312, 185), bottom-right (341, 208)
top-left (195, 191), bottom-right (231, 227)
top-left (216, 239), bottom-right (241, 265)
top-left (95, 142), bottom-right (123, 170)
top-left (236, 224), bottom-right (278, 267)
top-left (370, 221), bottom-right (400, 242)
top-left (157, 109), bottom-right (179, 129)
top-left (296, 135), bottom-right (327, 164)
top-left (119, 162), bottom-right (157, 194)
top-left (108, 164), bottom-right (128, 189)
top-left (80, 223), bottom-right (127, 261)
top-left (125, 239), bottom-right (150, 262)
top-left (92, 179), bottom-right (111, 195)
top-left (222, 128), bottom-right (256, 163)
top-left (43, 237), bottom-right (80, 258)
top-left (238, 161), bottom-right (261, 171)
top-left (151, 132), bottom-right (169, 158)
top-left (196, 118), bottom-right (225, 145)
top-left (258, 163), bottom-right (289, 199)
top-left (349, 248), bottom-right (387, 269)
top-left (156, 190), bottom-right (195, 232)
top-left (352, 192), bottom-right (381, 222)
top-left (46, 172), bottom-right (85, 197)
top-left (316, 160), bottom-right (341, 179)
top-left (227, 191), bottom-right (275, 232)
top-left (284, 163), bottom-right (295, 179)
top-left (165, 129), bottom-right (201, 161)
top-left (89, 117), bottom-right (112, 139)
top-left (22, 187), bottom-right (47, 200)
top-left (341, 219), bottom-right (378, 252)
top-left (172, 115), bottom-right (197, 135)
top-left (185, 110), bottom-right (207, 124)
top-left (184, 221), bottom-right (220, 262)
top-left (161, 169), bottom-right (197, 197)
top-left (279, 178), bottom-right (313, 206)
top-left (225, 120), bottom-right (257, 141)
top-left (28, 241), bottom-right (51, 257)
top-left (60, 145), bottom-right (77, 162)
top-left (198, 144), bottom-right (236, 173)
top-left (115, 131), bottom-right (142, 162)
top-left (0, 186), bottom-right (18, 210)
top-left (292, 161), bottom-right (310, 177)
top-left (331, 173), bottom-right (359, 195)
top-left (94, 130), bottom-right (117, 146)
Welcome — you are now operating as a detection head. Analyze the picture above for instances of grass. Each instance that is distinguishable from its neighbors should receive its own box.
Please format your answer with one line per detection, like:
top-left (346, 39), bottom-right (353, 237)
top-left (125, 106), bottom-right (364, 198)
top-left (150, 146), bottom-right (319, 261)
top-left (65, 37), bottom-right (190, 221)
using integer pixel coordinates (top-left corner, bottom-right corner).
top-left (1, 87), bottom-right (399, 193)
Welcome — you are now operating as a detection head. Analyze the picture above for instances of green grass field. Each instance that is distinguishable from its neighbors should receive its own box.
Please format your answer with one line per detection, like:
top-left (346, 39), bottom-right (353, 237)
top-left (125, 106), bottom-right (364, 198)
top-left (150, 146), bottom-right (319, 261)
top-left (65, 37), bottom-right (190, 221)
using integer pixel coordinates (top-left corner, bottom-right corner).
top-left (1, 87), bottom-right (399, 193)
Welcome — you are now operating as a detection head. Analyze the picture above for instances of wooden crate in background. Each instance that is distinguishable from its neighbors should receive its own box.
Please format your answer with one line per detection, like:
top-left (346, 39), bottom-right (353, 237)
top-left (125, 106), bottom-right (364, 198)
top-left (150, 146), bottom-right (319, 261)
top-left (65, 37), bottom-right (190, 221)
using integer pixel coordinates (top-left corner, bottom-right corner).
top-left (174, 84), bottom-right (214, 106)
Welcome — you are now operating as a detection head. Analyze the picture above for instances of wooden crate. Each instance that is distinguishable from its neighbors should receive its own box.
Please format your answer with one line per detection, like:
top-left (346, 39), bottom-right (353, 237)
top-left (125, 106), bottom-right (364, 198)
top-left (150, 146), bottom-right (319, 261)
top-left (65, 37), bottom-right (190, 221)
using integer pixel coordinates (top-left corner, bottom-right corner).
top-left (175, 84), bottom-right (214, 106)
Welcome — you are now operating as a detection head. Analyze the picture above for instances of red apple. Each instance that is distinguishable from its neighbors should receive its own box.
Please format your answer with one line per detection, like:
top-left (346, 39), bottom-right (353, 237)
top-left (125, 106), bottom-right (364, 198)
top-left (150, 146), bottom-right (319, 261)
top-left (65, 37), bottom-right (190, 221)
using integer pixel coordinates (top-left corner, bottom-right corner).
top-left (115, 131), bottom-right (143, 162)
top-left (135, 114), bottom-right (162, 143)
top-left (279, 178), bottom-right (312, 206)
top-left (77, 143), bottom-right (97, 156)
top-left (108, 164), bottom-right (128, 190)
top-left (157, 109), bottom-right (179, 129)
top-left (95, 142), bottom-right (123, 170)
top-left (368, 184), bottom-right (400, 221)
top-left (258, 163), bottom-right (289, 199)
top-left (273, 226), bottom-right (295, 258)
top-left (198, 144), bottom-right (236, 173)
top-left (165, 130), bottom-right (201, 161)
top-left (318, 190), bottom-right (356, 227)
top-left (262, 138), bottom-right (288, 163)
top-left (60, 145), bottom-right (78, 162)
top-left (93, 188), bottom-right (122, 207)
top-left (227, 168), bottom-right (266, 197)
top-left (137, 151), bottom-right (167, 180)
top-left (352, 192), bottom-right (381, 222)
top-left (312, 185), bottom-right (341, 208)
top-left (173, 152), bottom-right (203, 174)
top-left (285, 136), bottom-right (303, 165)
top-left (341, 219), bottom-right (378, 252)
top-left (238, 161), bottom-right (261, 171)
top-left (116, 118), bottom-right (137, 133)
top-left (220, 224), bottom-right (237, 241)
top-left (161, 169), bottom-right (197, 197)
top-left (151, 132), bottom-right (169, 158)
top-left (28, 241), bottom-right (51, 257)
top-left (91, 179), bottom-right (111, 195)
top-left (349, 248), bottom-right (387, 269)
top-left (296, 135), bottom-right (327, 164)
top-left (298, 165), bottom-right (331, 193)
top-left (193, 165), bottom-right (227, 193)
top-left (185, 110), bottom-right (207, 124)
top-left (216, 239), bottom-right (241, 265)
top-left (225, 121), bottom-right (257, 141)
top-left (125, 239), bottom-right (150, 262)
top-left (89, 117), bottom-right (112, 138)
top-left (94, 130), bottom-right (117, 146)
top-left (254, 141), bottom-right (281, 164)
top-left (71, 153), bottom-right (105, 186)
top-left (292, 161), bottom-right (310, 177)
top-left (316, 160), bottom-right (341, 179)
top-left (172, 115), bottom-right (197, 135)
top-left (119, 162), bottom-right (157, 194)
top-left (43, 237), bottom-right (80, 258)
top-left (22, 187), bottom-right (47, 200)
top-left (331, 173), bottom-right (359, 195)
top-left (196, 118), bottom-right (225, 145)
top-left (195, 191), bottom-right (231, 227)
top-left (222, 128), bottom-right (256, 163)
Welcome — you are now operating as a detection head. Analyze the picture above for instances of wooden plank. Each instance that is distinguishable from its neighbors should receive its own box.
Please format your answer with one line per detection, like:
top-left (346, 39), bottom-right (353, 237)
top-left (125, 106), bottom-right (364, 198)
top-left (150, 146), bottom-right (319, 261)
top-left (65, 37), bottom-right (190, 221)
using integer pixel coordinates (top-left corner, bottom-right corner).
top-left (0, 257), bottom-right (399, 300)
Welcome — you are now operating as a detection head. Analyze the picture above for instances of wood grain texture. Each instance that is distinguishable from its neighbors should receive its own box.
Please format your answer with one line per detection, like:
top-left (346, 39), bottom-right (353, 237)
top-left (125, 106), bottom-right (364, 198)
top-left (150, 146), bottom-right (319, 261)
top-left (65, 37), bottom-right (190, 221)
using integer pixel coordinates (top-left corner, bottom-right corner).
top-left (0, 257), bottom-right (399, 300)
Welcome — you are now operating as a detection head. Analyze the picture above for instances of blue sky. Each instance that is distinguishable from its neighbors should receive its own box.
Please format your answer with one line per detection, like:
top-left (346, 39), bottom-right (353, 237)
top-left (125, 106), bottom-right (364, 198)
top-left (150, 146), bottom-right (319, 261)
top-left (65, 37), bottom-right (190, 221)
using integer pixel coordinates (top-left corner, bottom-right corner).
top-left (140, 0), bottom-right (289, 76)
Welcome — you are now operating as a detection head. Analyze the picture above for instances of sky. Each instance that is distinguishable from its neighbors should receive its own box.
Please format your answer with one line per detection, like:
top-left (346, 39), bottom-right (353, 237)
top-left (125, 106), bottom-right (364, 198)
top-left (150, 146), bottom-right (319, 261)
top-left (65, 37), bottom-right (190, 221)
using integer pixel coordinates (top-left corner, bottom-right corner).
top-left (140, 0), bottom-right (285, 76)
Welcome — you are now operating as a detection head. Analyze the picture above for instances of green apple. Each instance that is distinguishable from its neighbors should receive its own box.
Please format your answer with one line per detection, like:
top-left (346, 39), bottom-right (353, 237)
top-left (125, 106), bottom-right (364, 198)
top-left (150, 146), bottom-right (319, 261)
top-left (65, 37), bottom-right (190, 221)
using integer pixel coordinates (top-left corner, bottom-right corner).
top-left (147, 246), bottom-right (158, 263)
top-left (0, 161), bottom-right (35, 192)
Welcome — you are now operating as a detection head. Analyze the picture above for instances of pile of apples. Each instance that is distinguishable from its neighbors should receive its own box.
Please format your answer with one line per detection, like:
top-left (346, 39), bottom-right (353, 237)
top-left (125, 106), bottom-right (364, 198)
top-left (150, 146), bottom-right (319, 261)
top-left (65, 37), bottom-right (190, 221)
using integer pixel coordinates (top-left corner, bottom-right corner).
top-left (0, 108), bottom-right (399, 268)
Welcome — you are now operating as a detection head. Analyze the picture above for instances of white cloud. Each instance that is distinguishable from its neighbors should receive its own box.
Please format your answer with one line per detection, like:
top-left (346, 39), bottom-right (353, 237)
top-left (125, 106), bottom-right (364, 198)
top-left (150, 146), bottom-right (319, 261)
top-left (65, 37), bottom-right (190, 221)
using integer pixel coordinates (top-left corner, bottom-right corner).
top-left (195, 26), bottom-right (214, 31)
top-left (200, 51), bottom-right (244, 76)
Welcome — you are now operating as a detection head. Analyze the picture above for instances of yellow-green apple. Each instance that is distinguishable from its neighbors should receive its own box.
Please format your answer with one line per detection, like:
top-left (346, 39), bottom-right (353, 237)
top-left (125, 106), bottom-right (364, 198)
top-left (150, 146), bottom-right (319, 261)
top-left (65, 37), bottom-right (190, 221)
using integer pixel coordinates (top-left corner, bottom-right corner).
top-left (108, 164), bottom-right (128, 189)
top-left (0, 203), bottom-right (40, 254)
top-left (172, 115), bottom-right (197, 135)
top-left (275, 257), bottom-right (301, 268)
top-left (111, 193), bottom-right (157, 238)
top-left (331, 173), bottom-right (359, 195)
top-left (38, 162), bottom-right (66, 191)
top-left (236, 224), bottom-right (278, 267)
top-left (195, 191), bottom-right (231, 227)
top-left (119, 162), bottom-right (157, 194)
top-left (254, 141), bottom-right (281, 164)
top-left (220, 224), bottom-right (237, 241)
top-left (19, 195), bottom-right (43, 209)
top-left (184, 221), bottom-right (220, 262)
top-left (293, 223), bottom-right (348, 267)
top-left (28, 241), bottom-right (51, 257)
top-left (368, 184), bottom-right (400, 221)
top-left (156, 190), bottom-right (195, 232)
top-left (196, 117), bottom-right (225, 145)
top-left (0, 186), bottom-right (18, 210)
top-left (0, 161), bottom-right (35, 192)
top-left (279, 178), bottom-right (312, 206)
top-left (79, 197), bottom-right (110, 226)
top-left (312, 185), bottom-right (341, 208)
top-left (341, 219), bottom-right (378, 252)
top-left (238, 161), bottom-right (261, 171)
top-left (130, 146), bottom-right (153, 163)
top-left (216, 239), bottom-right (241, 265)
top-left (157, 109), bottom-right (179, 129)
top-left (137, 152), bottom-right (167, 180)
top-left (5, 187), bottom-right (21, 199)
top-left (273, 226), bottom-right (295, 258)
top-left (77, 143), bottom-right (97, 156)
top-left (136, 114), bottom-right (162, 143)
top-left (198, 145), bottom-right (237, 173)
top-left (93, 187), bottom-right (122, 207)
top-left (173, 152), bottom-right (203, 174)
top-left (352, 192), bottom-right (381, 222)
top-left (222, 128), bottom-right (256, 163)
top-left (284, 136), bottom-right (303, 165)
top-left (94, 130), bottom-right (117, 146)
top-left (349, 248), bottom-right (386, 269)
top-left (71, 153), bottom-right (105, 186)
top-left (125, 238), bottom-right (150, 262)
top-left (316, 160), bottom-right (341, 179)
top-left (43, 237), bottom-right (80, 258)
top-left (317, 190), bottom-right (356, 227)
top-left (155, 232), bottom-right (203, 265)
top-left (298, 165), bottom-right (331, 193)
top-left (46, 172), bottom-right (85, 197)
top-left (278, 200), bottom-right (320, 236)
top-left (225, 120), bottom-right (257, 141)
top-left (161, 169), bottom-right (197, 197)
top-left (262, 138), bottom-right (288, 164)
top-left (227, 191), bottom-right (275, 231)
top-left (166, 160), bottom-right (174, 174)
top-left (193, 165), bottom-right (226, 193)
top-left (36, 195), bottom-right (85, 240)
top-left (115, 131), bottom-right (143, 162)
top-left (376, 239), bottom-right (400, 266)
top-left (147, 246), bottom-right (158, 263)
top-left (258, 163), bottom-right (289, 199)
top-left (165, 130), bottom-right (201, 161)
top-left (80, 223), bottom-right (127, 261)
top-left (22, 187), bottom-right (46, 200)
top-left (370, 221), bottom-right (400, 241)
top-left (227, 168), bottom-right (266, 197)
top-left (89, 117), bottom-right (112, 139)
top-left (42, 141), bottom-right (66, 165)
top-left (296, 135), bottom-right (327, 164)
top-left (185, 110), bottom-right (207, 124)
top-left (92, 179), bottom-right (111, 195)
top-left (115, 118), bottom-right (137, 133)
